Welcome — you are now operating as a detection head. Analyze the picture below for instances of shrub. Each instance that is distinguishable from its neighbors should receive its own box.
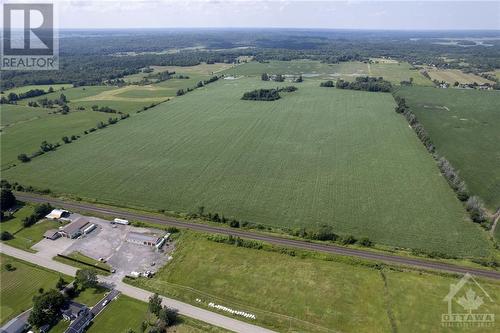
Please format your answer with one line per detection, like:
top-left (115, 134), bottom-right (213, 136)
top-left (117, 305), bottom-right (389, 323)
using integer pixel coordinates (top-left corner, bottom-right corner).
top-left (1, 231), bottom-right (13, 241)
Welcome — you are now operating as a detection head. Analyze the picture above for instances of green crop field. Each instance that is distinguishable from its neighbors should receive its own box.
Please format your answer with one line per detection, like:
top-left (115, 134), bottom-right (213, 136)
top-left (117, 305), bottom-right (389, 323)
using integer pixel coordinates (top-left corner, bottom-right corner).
top-left (2, 78), bottom-right (490, 256)
top-left (0, 254), bottom-right (69, 324)
top-left (1, 104), bottom-right (52, 128)
top-left (129, 232), bottom-right (500, 332)
top-left (1, 84), bottom-right (72, 95)
top-left (0, 107), bottom-right (110, 168)
top-left (86, 295), bottom-right (229, 333)
top-left (224, 60), bottom-right (432, 85)
top-left (395, 86), bottom-right (500, 209)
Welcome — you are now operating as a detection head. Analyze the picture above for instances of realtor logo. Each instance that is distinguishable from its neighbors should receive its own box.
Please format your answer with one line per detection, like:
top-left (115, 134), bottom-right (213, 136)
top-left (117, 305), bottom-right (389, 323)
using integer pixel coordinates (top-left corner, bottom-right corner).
top-left (442, 273), bottom-right (495, 328)
top-left (1, 2), bottom-right (58, 70)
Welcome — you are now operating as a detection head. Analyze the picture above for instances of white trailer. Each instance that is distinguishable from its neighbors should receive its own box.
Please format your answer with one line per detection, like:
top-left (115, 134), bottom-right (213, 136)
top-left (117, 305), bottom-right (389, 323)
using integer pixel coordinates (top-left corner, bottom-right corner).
top-left (113, 218), bottom-right (129, 225)
top-left (83, 223), bottom-right (96, 235)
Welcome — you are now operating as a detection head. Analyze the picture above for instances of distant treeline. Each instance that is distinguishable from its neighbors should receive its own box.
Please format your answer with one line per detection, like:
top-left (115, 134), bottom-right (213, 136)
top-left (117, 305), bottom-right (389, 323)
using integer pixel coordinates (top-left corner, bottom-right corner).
top-left (335, 77), bottom-right (392, 92)
top-left (242, 86), bottom-right (298, 101)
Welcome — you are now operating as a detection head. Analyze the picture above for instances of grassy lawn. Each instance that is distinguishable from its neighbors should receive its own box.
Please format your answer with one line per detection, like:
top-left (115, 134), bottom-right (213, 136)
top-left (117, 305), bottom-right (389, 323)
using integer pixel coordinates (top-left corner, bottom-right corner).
top-left (54, 252), bottom-right (111, 275)
top-left (396, 86), bottom-right (500, 209)
top-left (385, 270), bottom-right (500, 332)
top-left (86, 295), bottom-right (228, 333)
top-left (3, 77), bottom-right (490, 256)
top-left (0, 254), bottom-right (70, 325)
top-left (47, 319), bottom-right (69, 333)
top-left (0, 204), bottom-right (65, 252)
top-left (73, 286), bottom-right (108, 307)
top-left (0, 109), bottom-right (111, 168)
top-left (128, 232), bottom-right (500, 333)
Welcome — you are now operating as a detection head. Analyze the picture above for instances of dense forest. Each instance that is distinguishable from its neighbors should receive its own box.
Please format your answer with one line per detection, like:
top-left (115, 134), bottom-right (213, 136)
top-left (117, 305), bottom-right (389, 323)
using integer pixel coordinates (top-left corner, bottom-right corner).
top-left (2, 29), bottom-right (499, 90)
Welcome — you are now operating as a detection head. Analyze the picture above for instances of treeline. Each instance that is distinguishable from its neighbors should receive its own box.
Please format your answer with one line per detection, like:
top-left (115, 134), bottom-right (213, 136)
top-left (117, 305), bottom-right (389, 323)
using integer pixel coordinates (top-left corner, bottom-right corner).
top-left (335, 77), bottom-right (392, 92)
top-left (189, 206), bottom-right (373, 247)
top-left (22, 203), bottom-right (53, 227)
top-left (17, 113), bottom-right (130, 163)
top-left (0, 88), bottom-right (48, 104)
top-left (393, 96), bottom-right (488, 227)
top-left (176, 75), bottom-right (220, 96)
top-left (241, 86), bottom-right (298, 101)
top-left (91, 105), bottom-right (119, 113)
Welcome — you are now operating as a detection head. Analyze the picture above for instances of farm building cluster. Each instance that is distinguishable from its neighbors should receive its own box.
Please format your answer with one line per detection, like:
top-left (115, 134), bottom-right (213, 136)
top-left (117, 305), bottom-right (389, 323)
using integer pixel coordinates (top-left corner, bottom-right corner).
top-left (43, 210), bottom-right (99, 240)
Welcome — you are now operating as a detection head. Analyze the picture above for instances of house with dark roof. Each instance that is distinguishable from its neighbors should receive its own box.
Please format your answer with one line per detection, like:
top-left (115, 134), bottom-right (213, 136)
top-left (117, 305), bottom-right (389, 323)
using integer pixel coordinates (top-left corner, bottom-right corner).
top-left (62, 301), bottom-right (87, 321)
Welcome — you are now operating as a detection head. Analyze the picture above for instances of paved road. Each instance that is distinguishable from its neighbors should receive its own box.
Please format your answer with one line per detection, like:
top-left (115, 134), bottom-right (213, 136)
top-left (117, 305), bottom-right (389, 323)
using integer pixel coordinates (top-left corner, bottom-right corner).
top-left (91, 289), bottom-right (120, 316)
top-left (15, 192), bottom-right (500, 280)
top-left (0, 243), bottom-right (276, 333)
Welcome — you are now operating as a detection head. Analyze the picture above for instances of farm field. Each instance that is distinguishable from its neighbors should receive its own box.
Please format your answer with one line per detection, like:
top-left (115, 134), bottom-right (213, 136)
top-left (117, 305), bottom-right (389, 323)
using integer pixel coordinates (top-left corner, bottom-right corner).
top-left (2, 78), bottom-right (491, 256)
top-left (0, 108), bottom-right (110, 168)
top-left (425, 69), bottom-right (494, 85)
top-left (0, 254), bottom-right (69, 324)
top-left (223, 60), bottom-right (432, 85)
top-left (86, 295), bottom-right (229, 333)
top-left (1, 83), bottom-right (72, 95)
top-left (0, 104), bottom-right (52, 129)
top-left (122, 62), bottom-right (233, 83)
top-left (395, 86), bottom-right (500, 209)
top-left (129, 232), bottom-right (500, 333)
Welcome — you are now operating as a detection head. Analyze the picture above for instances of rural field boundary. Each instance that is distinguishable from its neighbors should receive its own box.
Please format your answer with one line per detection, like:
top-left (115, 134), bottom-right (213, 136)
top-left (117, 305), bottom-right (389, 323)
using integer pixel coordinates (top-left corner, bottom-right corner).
top-left (13, 192), bottom-right (500, 280)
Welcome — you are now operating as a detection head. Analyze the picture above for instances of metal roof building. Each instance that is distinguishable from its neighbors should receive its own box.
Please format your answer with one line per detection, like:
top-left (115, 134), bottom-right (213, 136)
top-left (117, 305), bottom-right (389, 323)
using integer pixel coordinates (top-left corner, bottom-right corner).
top-left (59, 218), bottom-right (89, 239)
top-left (126, 232), bottom-right (161, 246)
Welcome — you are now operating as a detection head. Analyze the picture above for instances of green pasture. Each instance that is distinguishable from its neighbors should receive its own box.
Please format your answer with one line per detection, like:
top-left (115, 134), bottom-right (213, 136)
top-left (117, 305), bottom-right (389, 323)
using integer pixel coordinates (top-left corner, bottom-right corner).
top-left (1, 104), bottom-right (52, 128)
top-left (395, 86), bottom-right (500, 209)
top-left (224, 60), bottom-right (432, 85)
top-left (1, 84), bottom-right (72, 95)
top-left (0, 108), bottom-right (110, 168)
top-left (129, 232), bottom-right (500, 332)
top-left (2, 78), bottom-right (490, 256)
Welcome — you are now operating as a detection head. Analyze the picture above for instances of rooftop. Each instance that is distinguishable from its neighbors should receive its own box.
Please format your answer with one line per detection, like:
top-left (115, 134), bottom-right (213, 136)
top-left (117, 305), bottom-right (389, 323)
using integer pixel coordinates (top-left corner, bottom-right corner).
top-left (61, 217), bottom-right (89, 235)
top-left (126, 232), bottom-right (160, 244)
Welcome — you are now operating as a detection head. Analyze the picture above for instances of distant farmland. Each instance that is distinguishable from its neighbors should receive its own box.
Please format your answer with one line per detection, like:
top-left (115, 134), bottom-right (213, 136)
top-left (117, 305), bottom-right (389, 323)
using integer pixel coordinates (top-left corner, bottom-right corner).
top-left (223, 60), bottom-right (432, 85)
top-left (3, 78), bottom-right (490, 256)
top-left (0, 106), bottom-right (110, 168)
top-left (396, 86), bottom-right (500, 209)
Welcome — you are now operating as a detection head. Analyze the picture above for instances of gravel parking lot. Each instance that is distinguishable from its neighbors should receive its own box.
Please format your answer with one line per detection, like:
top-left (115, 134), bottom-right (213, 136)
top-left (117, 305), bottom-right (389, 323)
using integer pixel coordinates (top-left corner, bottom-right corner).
top-left (40, 213), bottom-right (173, 280)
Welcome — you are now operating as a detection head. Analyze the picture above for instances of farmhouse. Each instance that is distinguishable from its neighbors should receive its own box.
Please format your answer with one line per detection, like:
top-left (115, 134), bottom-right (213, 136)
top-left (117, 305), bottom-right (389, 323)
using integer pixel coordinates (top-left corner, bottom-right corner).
top-left (126, 232), bottom-right (162, 247)
top-left (59, 217), bottom-right (89, 239)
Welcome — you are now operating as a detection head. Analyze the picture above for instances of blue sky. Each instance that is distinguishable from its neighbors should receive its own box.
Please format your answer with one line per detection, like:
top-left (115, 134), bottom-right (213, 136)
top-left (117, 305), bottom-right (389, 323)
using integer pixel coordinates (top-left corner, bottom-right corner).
top-left (51, 0), bottom-right (500, 30)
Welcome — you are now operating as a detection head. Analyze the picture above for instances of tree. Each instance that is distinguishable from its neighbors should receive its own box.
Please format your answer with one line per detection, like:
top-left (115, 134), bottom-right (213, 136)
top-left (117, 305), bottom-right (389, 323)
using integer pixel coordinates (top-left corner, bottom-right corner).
top-left (62, 136), bottom-right (71, 144)
top-left (48, 87), bottom-right (54, 93)
top-left (1, 189), bottom-right (16, 211)
top-left (56, 276), bottom-right (66, 290)
top-left (4, 263), bottom-right (16, 271)
top-left (1, 231), bottom-right (13, 241)
top-left (28, 289), bottom-right (66, 327)
top-left (158, 305), bottom-right (178, 327)
top-left (466, 196), bottom-right (486, 223)
top-left (59, 93), bottom-right (67, 104)
top-left (148, 293), bottom-right (162, 316)
top-left (75, 269), bottom-right (98, 289)
top-left (17, 153), bottom-right (31, 163)
top-left (261, 73), bottom-right (269, 81)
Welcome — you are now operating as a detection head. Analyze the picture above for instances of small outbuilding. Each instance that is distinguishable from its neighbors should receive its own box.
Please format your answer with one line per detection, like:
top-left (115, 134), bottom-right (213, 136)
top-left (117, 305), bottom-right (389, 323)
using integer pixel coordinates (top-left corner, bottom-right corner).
top-left (45, 209), bottom-right (70, 220)
top-left (126, 232), bottom-right (161, 247)
top-left (43, 229), bottom-right (61, 240)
